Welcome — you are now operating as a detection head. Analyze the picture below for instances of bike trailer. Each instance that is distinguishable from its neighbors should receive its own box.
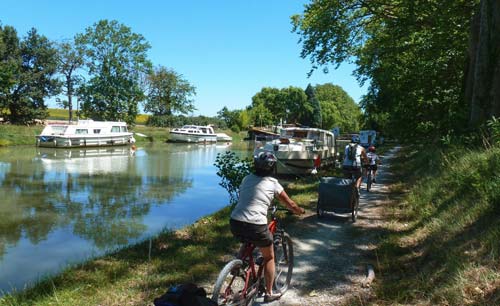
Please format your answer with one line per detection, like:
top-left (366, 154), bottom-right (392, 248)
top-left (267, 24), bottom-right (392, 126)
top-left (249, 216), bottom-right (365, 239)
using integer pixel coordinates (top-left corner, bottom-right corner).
top-left (317, 176), bottom-right (356, 215)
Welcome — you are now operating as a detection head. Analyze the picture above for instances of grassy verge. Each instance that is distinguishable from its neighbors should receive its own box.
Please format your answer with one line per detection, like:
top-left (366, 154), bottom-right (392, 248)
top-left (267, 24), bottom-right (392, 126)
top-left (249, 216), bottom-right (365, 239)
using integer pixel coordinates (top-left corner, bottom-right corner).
top-left (372, 144), bottom-right (500, 305)
top-left (0, 125), bottom-right (42, 146)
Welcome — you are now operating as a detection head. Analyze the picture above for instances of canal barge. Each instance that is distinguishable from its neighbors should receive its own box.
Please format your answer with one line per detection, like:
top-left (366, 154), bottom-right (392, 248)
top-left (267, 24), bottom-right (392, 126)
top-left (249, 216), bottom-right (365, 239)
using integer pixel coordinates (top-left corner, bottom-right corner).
top-left (36, 120), bottom-right (135, 148)
top-left (254, 127), bottom-right (336, 175)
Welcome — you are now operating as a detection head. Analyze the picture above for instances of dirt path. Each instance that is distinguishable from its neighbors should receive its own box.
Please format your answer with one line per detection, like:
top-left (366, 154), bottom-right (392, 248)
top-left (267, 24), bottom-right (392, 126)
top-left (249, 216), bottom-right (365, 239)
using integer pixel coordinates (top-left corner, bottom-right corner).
top-left (253, 146), bottom-right (401, 306)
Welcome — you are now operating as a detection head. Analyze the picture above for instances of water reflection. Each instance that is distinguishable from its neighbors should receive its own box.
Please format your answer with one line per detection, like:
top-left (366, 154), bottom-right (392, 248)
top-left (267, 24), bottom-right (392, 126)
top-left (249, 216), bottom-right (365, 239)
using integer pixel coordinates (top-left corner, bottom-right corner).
top-left (0, 142), bottom-right (247, 294)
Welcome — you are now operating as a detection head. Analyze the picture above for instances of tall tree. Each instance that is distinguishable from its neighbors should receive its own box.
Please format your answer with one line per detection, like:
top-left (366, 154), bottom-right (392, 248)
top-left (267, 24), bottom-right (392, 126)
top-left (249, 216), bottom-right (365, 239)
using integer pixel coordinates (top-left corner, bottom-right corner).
top-left (76, 20), bottom-right (152, 125)
top-left (464, 0), bottom-right (500, 127)
top-left (144, 66), bottom-right (196, 116)
top-left (0, 25), bottom-right (20, 115)
top-left (305, 84), bottom-right (322, 128)
top-left (2, 27), bottom-right (59, 124)
top-left (56, 40), bottom-right (84, 122)
top-left (314, 83), bottom-right (361, 132)
top-left (293, 0), bottom-right (478, 139)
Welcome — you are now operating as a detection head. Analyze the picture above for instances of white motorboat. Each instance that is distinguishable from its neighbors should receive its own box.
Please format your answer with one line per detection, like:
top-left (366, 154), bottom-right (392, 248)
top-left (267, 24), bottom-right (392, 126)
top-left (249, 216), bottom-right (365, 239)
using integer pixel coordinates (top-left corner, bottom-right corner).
top-left (216, 132), bottom-right (232, 142)
top-left (254, 127), bottom-right (336, 175)
top-left (36, 120), bottom-right (135, 148)
top-left (169, 125), bottom-right (218, 143)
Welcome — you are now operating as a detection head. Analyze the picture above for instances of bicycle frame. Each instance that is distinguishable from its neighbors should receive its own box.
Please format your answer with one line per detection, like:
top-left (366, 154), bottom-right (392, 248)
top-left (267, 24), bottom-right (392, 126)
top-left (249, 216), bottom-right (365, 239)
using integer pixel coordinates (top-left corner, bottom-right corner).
top-left (235, 215), bottom-right (279, 300)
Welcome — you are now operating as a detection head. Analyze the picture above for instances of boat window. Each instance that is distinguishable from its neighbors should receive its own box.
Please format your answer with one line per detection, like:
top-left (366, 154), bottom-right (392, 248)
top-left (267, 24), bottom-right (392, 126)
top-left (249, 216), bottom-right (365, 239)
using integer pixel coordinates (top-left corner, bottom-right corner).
top-left (121, 126), bottom-right (127, 132)
top-left (293, 131), bottom-right (308, 138)
top-left (76, 129), bottom-right (88, 134)
top-left (111, 126), bottom-right (121, 133)
top-left (93, 129), bottom-right (101, 134)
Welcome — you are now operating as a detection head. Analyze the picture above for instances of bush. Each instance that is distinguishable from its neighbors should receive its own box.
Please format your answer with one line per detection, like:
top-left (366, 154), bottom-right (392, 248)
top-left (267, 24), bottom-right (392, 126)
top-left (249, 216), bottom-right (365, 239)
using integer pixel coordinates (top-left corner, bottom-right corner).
top-left (214, 152), bottom-right (252, 206)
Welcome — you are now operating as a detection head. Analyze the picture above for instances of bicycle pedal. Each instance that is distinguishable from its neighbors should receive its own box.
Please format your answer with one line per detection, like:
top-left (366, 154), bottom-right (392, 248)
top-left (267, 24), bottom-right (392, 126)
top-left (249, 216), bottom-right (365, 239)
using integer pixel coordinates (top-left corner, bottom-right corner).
top-left (255, 256), bottom-right (264, 266)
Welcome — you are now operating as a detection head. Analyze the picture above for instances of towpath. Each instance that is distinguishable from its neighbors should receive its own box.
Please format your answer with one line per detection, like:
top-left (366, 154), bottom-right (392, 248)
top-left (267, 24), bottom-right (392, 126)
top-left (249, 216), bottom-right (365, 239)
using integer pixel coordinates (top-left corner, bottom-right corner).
top-left (256, 146), bottom-right (401, 305)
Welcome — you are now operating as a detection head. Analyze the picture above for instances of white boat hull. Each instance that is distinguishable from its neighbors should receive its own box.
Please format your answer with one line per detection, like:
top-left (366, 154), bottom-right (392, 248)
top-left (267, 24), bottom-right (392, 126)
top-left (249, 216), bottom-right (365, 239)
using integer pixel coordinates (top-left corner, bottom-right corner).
top-left (36, 134), bottom-right (134, 148)
top-left (169, 132), bottom-right (217, 143)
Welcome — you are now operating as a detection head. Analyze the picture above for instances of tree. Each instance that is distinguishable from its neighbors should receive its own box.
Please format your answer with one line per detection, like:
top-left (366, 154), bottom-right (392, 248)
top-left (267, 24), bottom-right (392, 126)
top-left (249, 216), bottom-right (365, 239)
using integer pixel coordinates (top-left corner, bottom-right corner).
top-left (464, 0), bottom-right (500, 127)
top-left (0, 25), bottom-right (19, 115)
top-left (305, 84), bottom-right (322, 128)
top-left (144, 66), bottom-right (196, 116)
top-left (293, 0), bottom-right (477, 139)
top-left (251, 86), bottom-right (309, 124)
top-left (56, 40), bottom-right (84, 122)
top-left (76, 20), bottom-right (152, 125)
top-left (1, 27), bottom-right (59, 124)
top-left (314, 83), bottom-right (361, 132)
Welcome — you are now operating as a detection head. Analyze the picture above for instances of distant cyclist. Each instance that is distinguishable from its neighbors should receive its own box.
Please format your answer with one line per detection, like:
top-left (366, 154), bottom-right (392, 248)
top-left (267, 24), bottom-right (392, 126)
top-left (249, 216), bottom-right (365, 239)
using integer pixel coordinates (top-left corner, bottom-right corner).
top-left (229, 152), bottom-right (305, 302)
top-left (366, 146), bottom-right (381, 183)
top-left (342, 135), bottom-right (369, 191)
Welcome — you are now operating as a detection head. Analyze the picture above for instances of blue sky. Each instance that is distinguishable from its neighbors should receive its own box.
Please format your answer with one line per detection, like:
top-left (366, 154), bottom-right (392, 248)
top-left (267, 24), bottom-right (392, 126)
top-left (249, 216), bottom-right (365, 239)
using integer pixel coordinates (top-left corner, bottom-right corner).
top-left (1, 0), bottom-right (367, 117)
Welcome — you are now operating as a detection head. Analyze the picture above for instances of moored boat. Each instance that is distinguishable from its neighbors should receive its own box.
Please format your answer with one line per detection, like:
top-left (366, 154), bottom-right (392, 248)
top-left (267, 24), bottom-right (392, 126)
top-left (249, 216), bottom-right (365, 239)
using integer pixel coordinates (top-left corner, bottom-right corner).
top-left (168, 125), bottom-right (218, 143)
top-left (36, 120), bottom-right (135, 148)
top-left (254, 127), bottom-right (336, 175)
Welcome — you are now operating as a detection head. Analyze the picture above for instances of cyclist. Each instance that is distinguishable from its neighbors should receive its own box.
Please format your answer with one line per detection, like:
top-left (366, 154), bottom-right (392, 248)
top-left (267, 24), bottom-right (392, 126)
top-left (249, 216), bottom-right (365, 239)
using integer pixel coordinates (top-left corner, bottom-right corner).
top-left (342, 135), bottom-right (369, 192)
top-left (229, 152), bottom-right (305, 302)
top-left (366, 146), bottom-right (380, 183)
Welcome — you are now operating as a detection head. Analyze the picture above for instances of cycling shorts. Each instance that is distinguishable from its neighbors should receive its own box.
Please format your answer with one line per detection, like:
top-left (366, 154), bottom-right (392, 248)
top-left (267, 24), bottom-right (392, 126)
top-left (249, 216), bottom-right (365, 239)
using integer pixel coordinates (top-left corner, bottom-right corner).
top-left (230, 219), bottom-right (273, 247)
top-left (342, 165), bottom-right (362, 179)
top-left (363, 164), bottom-right (378, 171)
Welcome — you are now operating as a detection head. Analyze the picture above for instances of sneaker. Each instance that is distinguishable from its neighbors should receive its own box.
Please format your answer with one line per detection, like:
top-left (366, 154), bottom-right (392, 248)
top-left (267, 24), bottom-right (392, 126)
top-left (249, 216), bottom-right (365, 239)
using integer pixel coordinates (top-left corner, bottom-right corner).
top-left (264, 293), bottom-right (282, 303)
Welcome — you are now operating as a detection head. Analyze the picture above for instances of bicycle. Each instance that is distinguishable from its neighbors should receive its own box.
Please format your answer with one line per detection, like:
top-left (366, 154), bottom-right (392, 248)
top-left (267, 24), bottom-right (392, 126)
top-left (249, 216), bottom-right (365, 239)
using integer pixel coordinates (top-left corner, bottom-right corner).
top-left (365, 164), bottom-right (374, 192)
top-left (211, 203), bottom-right (294, 306)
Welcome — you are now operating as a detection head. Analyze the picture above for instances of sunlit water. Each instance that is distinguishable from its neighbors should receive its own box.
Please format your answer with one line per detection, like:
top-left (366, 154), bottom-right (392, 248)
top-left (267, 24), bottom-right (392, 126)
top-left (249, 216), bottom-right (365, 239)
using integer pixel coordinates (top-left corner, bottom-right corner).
top-left (0, 142), bottom-right (252, 295)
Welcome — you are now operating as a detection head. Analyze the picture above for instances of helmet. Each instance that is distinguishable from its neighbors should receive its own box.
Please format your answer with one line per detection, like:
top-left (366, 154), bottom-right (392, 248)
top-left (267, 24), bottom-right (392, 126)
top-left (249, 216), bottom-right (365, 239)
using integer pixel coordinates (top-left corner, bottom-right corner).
top-left (368, 146), bottom-right (376, 152)
top-left (254, 152), bottom-right (277, 173)
top-left (351, 135), bottom-right (360, 143)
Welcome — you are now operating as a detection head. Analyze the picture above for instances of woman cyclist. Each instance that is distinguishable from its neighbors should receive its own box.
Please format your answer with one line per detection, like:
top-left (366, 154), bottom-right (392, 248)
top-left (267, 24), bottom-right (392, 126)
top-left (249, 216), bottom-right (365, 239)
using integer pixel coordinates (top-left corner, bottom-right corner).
top-left (229, 152), bottom-right (305, 302)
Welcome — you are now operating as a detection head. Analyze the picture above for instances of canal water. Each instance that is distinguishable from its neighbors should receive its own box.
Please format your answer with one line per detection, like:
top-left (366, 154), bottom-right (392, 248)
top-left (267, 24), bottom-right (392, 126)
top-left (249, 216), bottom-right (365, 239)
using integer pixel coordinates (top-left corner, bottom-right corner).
top-left (0, 142), bottom-right (252, 295)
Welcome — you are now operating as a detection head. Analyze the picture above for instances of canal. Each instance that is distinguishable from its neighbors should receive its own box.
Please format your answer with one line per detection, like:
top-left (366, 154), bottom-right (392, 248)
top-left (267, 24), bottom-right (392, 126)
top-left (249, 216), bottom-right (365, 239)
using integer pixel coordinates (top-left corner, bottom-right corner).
top-left (0, 142), bottom-right (252, 295)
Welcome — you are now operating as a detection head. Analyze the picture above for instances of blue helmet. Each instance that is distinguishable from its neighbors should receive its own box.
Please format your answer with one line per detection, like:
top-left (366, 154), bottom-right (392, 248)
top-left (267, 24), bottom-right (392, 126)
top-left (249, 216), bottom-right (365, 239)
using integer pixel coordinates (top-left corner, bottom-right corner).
top-left (254, 152), bottom-right (277, 173)
top-left (351, 135), bottom-right (360, 143)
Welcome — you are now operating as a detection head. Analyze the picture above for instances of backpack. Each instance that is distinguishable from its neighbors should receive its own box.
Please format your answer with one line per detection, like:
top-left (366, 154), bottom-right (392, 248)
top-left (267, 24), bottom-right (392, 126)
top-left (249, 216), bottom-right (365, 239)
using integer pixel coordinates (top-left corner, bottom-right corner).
top-left (347, 144), bottom-right (358, 161)
top-left (153, 283), bottom-right (218, 306)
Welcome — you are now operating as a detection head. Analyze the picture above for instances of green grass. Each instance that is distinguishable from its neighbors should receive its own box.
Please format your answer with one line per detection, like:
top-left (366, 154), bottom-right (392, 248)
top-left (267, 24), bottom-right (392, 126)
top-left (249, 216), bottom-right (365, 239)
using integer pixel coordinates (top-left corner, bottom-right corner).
top-left (0, 125), bottom-right (42, 146)
top-left (372, 145), bottom-right (500, 305)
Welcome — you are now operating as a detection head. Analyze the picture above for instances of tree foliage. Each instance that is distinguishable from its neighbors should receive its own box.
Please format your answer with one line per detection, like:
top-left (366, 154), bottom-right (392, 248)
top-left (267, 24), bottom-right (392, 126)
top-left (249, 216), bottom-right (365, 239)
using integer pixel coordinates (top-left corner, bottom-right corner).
top-left (56, 40), bottom-right (84, 122)
top-left (293, 0), bottom-right (479, 140)
top-left (144, 66), bottom-right (196, 117)
top-left (305, 84), bottom-right (322, 127)
top-left (0, 26), bottom-right (59, 124)
top-left (314, 83), bottom-right (361, 132)
top-left (76, 20), bottom-right (152, 125)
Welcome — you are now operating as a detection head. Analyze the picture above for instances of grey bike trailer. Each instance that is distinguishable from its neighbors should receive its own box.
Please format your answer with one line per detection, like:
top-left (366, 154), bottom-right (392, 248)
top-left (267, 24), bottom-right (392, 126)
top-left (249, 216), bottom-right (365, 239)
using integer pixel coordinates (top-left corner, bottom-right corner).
top-left (317, 176), bottom-right (357, 219)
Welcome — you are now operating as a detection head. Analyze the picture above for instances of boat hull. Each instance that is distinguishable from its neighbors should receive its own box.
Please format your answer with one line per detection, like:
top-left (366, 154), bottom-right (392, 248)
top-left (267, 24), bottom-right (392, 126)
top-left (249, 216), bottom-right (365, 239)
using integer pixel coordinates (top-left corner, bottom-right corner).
top-left (169, 132), bottom-right (217, 143)
top-left (36, 134), bottom-right (134, 148)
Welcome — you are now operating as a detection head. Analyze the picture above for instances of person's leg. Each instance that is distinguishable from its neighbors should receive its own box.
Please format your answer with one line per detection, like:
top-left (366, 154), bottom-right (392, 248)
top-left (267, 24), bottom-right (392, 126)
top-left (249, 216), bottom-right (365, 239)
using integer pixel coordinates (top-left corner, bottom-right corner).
top-left (260, 244), bottom-right (275, 295)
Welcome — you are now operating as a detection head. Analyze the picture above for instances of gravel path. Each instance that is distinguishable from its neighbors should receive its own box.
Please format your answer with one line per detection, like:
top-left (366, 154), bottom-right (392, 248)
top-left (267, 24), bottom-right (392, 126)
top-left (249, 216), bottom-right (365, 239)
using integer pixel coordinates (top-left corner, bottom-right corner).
top-left (252, 146), bottom-right (401, 306)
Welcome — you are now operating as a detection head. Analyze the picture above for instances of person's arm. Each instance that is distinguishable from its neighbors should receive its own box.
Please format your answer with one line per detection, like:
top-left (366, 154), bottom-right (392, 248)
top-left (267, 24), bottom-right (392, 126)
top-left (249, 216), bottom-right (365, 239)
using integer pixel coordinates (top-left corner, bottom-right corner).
top-left (277, 190), bottom-right (305, 215)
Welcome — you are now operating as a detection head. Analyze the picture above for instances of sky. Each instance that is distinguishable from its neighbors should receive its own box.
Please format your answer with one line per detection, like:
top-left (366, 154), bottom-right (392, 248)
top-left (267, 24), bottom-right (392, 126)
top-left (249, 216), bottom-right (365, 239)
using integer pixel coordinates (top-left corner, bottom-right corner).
top-left (0, 0), bottom-right (367, 117)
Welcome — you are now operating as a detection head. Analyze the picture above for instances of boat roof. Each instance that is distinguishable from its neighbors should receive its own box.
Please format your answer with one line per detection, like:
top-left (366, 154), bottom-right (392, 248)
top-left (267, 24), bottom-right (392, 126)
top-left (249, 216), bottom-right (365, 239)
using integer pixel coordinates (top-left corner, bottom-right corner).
top-left (281, 127), bottom-right (334, 134)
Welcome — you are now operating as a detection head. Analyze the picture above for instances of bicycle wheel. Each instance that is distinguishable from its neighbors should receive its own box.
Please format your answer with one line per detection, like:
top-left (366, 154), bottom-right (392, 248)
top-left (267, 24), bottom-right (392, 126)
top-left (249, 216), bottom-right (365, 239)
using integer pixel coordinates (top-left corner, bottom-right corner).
top-left (273, 232), bottom-right (294, 293)
top-left (212, 259), bottom-right (248, 306)
top-left (351, 193), bottom-right (359, 222)
top-left (367, 171), bottom-right (372, 192)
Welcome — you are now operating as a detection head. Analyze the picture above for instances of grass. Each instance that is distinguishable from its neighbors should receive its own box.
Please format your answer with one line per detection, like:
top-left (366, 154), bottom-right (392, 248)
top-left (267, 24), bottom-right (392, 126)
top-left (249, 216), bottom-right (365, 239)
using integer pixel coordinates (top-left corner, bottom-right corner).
top-left (0, 125), bottom-right (43, 146)
top-left (371, 144), bottom-right (500, 305)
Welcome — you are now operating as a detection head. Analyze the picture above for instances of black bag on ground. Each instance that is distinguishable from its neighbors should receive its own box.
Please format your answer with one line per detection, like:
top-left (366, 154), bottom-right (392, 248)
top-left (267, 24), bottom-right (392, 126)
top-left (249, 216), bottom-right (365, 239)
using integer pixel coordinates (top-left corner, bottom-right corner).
top-left (153, 283), bottom-right (217, 306)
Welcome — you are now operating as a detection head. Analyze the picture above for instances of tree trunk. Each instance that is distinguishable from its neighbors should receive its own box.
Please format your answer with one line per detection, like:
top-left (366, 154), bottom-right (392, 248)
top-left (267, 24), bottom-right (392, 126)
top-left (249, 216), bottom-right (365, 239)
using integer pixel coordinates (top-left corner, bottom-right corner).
top-left (465, 0), bottom-right (500, 127)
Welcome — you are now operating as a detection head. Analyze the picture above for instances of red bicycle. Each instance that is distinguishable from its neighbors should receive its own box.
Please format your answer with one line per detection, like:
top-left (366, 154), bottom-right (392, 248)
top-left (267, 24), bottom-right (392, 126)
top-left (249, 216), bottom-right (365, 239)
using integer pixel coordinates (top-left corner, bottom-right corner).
top-left (211, 203), bottom-right (294, 306)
